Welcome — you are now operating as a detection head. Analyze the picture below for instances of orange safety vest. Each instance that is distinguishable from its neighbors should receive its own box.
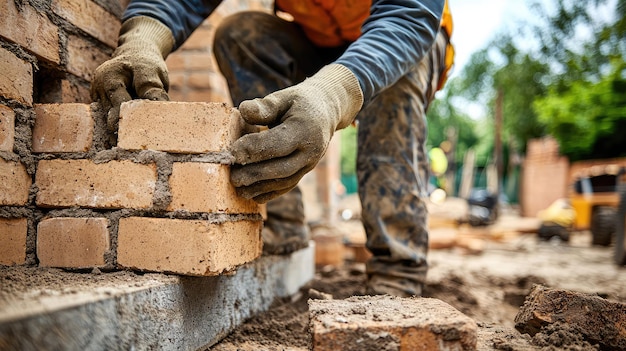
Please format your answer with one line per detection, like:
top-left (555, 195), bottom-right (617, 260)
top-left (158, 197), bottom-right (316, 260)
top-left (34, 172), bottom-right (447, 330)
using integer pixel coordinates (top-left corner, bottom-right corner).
top-left (276, 0), bottom-right (454, 89)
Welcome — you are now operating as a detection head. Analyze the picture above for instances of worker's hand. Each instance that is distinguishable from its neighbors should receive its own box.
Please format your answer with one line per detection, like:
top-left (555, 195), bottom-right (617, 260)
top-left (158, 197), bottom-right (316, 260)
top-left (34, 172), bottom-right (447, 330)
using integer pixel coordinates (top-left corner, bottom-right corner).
top-left (230, 64), bottom-right (364, 203)
top-left (91, 16), bottom-right (175, 134)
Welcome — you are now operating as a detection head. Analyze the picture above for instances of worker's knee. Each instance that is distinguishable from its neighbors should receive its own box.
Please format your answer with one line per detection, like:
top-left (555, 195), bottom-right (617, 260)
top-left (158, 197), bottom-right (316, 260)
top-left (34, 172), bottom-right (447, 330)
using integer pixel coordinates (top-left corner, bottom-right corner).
top-left (214, 11), bottom-right (275, 47)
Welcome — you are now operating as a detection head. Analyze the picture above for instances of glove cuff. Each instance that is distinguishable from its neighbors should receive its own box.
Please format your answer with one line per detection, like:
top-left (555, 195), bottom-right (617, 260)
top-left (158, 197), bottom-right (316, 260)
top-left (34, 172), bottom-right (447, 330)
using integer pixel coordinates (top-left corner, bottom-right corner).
top-left (310, 64), bottom-right (364, 129)
top-left (118, 16), bottom-right (175, 58)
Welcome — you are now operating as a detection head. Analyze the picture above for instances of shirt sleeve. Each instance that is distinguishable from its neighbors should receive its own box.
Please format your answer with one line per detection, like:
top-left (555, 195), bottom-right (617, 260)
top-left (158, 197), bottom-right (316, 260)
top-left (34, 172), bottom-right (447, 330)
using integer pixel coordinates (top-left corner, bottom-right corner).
top-left (122, 0), bottom-right (222, 50)
top-left (335, 0), bottom-right (444, 104)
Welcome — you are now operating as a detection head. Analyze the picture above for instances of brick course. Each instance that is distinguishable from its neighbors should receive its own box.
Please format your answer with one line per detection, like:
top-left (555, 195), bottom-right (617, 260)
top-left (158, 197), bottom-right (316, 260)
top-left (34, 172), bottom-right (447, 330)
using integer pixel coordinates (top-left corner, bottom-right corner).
top-left (0, 105), bottom-right (15, 152)
top-left (0, 159), bottom-right (31, 206)
top-left (66, 34), bottom-right (111, 82)
top-left (168, 162), bottom-right (258, 213)
top-left (117, 217), bottom-right (262, 275)
top-left (33, 103), bottom-right (94, 153)
top-left (0, 218), bottom-right (28, 265)
top-left (118, 100), bottom-right (243, 153)
top-left (0, 47), bottom-right (33, 106)
top-left (36, 159), bottom-right (157, 209)
top-left (37, 217), bottom-right (110, 268)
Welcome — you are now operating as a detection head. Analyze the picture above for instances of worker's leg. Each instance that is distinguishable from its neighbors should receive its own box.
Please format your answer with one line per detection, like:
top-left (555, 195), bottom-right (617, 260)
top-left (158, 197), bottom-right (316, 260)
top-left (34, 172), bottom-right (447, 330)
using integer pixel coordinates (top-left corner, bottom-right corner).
top-left (213, 11), bottom-right (345, 254)
top-left (358, 30), bottom-right (448, 296)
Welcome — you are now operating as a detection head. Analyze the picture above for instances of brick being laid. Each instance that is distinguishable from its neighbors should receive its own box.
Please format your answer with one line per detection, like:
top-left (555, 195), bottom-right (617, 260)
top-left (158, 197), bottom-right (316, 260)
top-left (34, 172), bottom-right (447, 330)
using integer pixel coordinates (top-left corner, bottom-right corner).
top-left (117, 100), bottom-right (243, 154)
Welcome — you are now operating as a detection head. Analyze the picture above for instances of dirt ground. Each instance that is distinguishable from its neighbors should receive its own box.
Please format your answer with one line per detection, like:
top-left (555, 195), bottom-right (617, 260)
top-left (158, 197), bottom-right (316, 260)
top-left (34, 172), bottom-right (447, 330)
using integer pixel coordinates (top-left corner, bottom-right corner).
top-left (209, 199), bottom-right (626, 351)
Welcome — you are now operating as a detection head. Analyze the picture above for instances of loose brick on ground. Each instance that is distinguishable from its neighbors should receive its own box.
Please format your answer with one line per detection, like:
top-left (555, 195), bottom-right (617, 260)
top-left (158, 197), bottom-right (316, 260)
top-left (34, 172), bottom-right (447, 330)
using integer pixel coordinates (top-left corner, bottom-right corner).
top-left (515, 284), bottom-right (626, 350)
top-left (0, 0), bottom-right (60, 63)
top-left (36, 159), bottom-right (157, 209)
top-left (309, 296), bottom-right (478, 351)
top-left (33, 104), bottom-right (93, 153)
top-left (0, 105), bottom-right (15, 152)
top-left (118, 101), bottom-right (243, 153)
top-left (0, 218), bottom-right (28, 266)
top-left (117, 217), bottom-right (262, 276)
top-left (0, 47), bottom-right (33, 106)
top-left (0, 159), bottom-right (31, 206)
top-left (52, 0), bottom-right (121, 48)
top-left (168, 162), bottom-right (258, 214)
top-left (37, 217), bottom-right (110, 268)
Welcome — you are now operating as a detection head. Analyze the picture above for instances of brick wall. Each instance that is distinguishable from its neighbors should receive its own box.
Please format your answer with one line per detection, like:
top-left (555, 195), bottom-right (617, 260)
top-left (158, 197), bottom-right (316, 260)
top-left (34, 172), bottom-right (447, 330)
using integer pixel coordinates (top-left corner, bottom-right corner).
top-left (0, 1), bottom-right (277, 274)
top-left (520, 137), bottom-right (570, 217)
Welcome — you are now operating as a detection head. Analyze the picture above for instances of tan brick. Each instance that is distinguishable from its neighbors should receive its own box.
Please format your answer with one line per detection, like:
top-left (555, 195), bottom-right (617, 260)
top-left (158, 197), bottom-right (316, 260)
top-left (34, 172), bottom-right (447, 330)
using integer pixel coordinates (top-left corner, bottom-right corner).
top-left (33, 103), bottom-right (94, 153)
top-left (0, 47), bottom-right (33, 106)
top-left (168, 72), bottom-right (185, 90)
top-left (0, 218), bottom-right (28, 265)
top-left (0, 159), bottom-right (31, 206)
top-left (0, 0), bottom-right (60, 63)
top-left (61, 78), bottom-right (92, 103)
top-left (52, 0), bottom-right (121, 48)
top-left (118, 100), bottom-right (243, 153)
top-left (36, 159), bottom-right (156, 209)
top-left (117, 217), bottom-right (262, 276)
top-left (67, 35), bottom-right (111, 81)
top-left (168, 163), bottom-right (258, 213)
top-left (185, 52), bottom-right (216, 71)
top-left (165, 54), bottom-right (185, 71)
top-left (37, 217), bottom-right (110, 268)
top-left (180, 27), bottom-right (214, 50)
top-left (515, 285), bottom-right (626, 350)
top-left (188, 73), bottom-right (213, 89)
top-left (310, 296), bottom-right (478, 351)
top-left (0, 105), bottom-right (15, 152)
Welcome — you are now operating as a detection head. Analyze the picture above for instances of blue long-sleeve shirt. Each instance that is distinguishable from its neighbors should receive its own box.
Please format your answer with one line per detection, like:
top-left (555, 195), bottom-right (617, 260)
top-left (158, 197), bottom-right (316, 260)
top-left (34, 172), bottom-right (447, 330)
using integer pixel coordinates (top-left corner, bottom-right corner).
top-left (123, 0), bottom-right (444, 104)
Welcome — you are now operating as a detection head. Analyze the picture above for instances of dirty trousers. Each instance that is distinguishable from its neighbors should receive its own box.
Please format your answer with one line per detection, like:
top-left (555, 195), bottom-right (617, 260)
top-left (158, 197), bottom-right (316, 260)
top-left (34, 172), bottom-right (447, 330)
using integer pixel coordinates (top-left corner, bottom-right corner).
top-left (213, 11), bottom-right (447, 296)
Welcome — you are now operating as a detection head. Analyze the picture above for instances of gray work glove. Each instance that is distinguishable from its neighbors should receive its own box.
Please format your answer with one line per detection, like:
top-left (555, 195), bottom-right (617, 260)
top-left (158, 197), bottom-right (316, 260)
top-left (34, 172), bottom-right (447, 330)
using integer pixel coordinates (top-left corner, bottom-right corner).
top-left (230, 64), bottom-right (364, 203)
top-left (91, 16), bottom-right (175, 133)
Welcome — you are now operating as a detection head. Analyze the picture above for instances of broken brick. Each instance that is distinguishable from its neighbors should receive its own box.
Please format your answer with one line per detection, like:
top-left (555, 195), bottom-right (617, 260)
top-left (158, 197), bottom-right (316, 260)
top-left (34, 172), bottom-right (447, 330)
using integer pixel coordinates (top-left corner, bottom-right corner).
top-left (514, 284), bottom-right (626, 350)
top-left (309, 296), bottom-right (478, 351)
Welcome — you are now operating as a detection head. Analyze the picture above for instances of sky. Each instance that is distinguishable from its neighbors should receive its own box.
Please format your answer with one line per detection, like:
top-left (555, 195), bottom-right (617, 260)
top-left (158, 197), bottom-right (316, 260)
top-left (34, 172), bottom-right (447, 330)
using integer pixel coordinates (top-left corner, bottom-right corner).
top-left (447, 0), bottom-right (533, 79)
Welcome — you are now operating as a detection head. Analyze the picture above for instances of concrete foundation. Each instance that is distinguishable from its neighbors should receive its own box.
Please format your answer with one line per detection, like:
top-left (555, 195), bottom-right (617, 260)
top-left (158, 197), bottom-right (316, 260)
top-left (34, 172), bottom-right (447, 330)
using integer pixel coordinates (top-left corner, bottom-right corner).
top-left (0, 244), bottom-right (314, 350)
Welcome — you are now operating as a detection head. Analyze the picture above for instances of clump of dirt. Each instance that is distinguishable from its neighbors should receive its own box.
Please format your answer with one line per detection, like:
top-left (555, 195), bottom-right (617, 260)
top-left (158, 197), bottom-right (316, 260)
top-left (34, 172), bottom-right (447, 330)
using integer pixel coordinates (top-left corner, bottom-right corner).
top-left (531, 322), bottom-right (600, 351)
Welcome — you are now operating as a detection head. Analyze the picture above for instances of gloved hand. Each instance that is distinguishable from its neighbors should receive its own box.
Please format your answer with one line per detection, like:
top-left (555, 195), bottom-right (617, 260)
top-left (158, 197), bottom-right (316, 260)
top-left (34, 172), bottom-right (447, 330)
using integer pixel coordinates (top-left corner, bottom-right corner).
top-left (91, 16), bottom-right (175, 134)
top-left (230, 64), bottom-right (364, 203)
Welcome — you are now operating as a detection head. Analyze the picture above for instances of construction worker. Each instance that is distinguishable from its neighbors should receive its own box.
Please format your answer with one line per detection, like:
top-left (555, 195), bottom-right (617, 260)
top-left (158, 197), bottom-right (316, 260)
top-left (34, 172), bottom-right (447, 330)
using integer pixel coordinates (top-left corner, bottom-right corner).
top-left (92, 0), bottom-right (454, 297)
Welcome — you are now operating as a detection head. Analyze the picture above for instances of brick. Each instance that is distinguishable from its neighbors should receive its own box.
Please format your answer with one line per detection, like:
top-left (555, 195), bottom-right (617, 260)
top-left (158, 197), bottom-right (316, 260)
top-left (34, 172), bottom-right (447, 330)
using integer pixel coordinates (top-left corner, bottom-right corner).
top-left (37, 217), bottom-right (110, 268)
top-left (180, 27), bottom-right (214, 50)
top-left (36, 159), bottom-right (156, 209)
top-left (515, 285), bottom-right (626, 350)
top-left (0, 218), bottom-right (28, 265)
top-left (52, 0), bottom-right (121, 48)
top-left (0, 0), bottom-right (60, 63)
top-left (165, 54), bottom-right (185, 71)
top-left (188, 73), bottom-right (213, 89)
top-left (168, 72), bottom-right (185, 90)
top-left (168, 163), bottom-right (258, 213)
top-left (0, 47), bottom-right (33, 106)
top-left (67, 35), bottom-right (111, 81)
top-left (117, 217), bottom-right (262, 276)
top-left (310, 296), bottom-right (478, 351)
top-left (118, 100), bottom-right (243, 153)
top-left (61, 79), bottom-right (91, 103)
top-left (0, 105), bottom-right (15, 152)
top-left (0, 159), bottom-right (31, 206)
top-left (185, 52), bottom-right (216, 71)
top-left (33, 103), bottom-right (93, 153)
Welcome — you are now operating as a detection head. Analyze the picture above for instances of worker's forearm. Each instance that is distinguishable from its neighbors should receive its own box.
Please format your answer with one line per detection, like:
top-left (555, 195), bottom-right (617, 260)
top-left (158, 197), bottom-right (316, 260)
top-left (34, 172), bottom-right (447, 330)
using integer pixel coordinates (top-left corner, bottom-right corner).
top-left (335, 0), bottom-right (444, 104)
top-left (123, 0), bottom-right (222, 50)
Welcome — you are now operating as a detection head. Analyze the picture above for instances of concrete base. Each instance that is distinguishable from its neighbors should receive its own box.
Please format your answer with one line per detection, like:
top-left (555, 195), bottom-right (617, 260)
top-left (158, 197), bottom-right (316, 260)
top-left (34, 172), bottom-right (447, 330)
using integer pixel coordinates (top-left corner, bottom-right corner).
top-left (0, 244), bottom-right (315, 350)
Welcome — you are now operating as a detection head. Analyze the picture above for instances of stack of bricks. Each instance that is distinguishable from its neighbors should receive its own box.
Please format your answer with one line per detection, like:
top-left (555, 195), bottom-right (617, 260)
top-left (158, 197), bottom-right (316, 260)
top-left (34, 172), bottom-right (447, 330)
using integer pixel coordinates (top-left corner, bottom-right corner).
top-left (0, 0), bottom-right (278, 275)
